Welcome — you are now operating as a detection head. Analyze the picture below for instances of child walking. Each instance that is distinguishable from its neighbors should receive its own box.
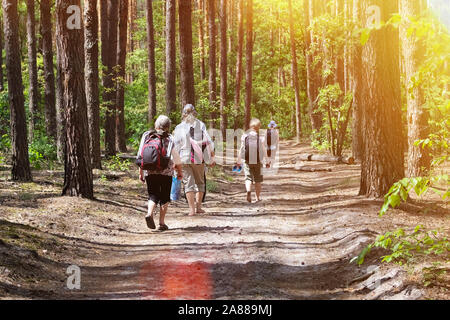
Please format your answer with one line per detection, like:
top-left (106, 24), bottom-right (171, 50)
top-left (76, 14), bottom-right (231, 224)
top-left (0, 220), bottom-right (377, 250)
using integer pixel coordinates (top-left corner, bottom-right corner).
top-left (236, 118), bottom-right (270, 203)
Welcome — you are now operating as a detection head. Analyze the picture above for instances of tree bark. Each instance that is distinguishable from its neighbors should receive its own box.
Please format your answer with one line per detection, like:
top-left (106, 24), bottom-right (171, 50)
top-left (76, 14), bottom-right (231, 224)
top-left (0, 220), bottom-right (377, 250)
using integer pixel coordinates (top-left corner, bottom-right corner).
top-left (207, 0), bottom-right (217, 127)
top-left (288, 0), bottom-right (302, 142)
top-left (146, 0), bottom-right (157, 124)
top-left (55, 23), bottom-right (65, 163)
top-left (401, 0), bottom-right (431, 177)
top-left (26, 0), bottom-right (39, 141)
top-left (244, 0), bottom-right (253, 131)
top-left (101, 0), bottom-right (119, 157)
top-left (40, 0), bottom-right (57, 141)
top-left (165, 0), bottom-right (177, 114)
top-left (56, 0), bottom-right (93, 199)
top-left (234, 0), bottom-right (244, 129)
top-left (198, 0), bottom-right (206, 81)
top-left (84, 0), bottom-right (102, 169)
top-left (116, 0), bottom-right (129, 153)
top-left (305, 0), bottom-right (324, 132)
top-left (359, 0), bottom-right (404, 198)
top-left (2, 0), bottom-right (32, 181)
top-left (179, 0), bottom-right (195, 107)
top-left (219, 0), bottom-right (227, 137)
top-left (0, 14), bottom-right (4, 92)
top-left (350, 0), bottom-right (363, 161)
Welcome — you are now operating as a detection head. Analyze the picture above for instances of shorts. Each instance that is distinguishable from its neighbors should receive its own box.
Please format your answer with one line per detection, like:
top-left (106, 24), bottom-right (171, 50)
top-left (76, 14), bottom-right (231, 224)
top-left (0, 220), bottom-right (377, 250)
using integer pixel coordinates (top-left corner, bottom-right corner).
top-left (244, 163), bottom-right (263, 183)
top-left (145, 174), bottom-right (172, 206)
top-left (183, 164), bottom-right (206, 193)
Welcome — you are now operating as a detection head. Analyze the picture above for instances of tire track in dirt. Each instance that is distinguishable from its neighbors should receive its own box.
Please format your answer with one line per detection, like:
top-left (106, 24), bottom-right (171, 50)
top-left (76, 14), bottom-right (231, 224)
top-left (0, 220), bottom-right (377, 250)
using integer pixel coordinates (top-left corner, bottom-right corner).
top-left (59, 141), bottom-right (413, 300)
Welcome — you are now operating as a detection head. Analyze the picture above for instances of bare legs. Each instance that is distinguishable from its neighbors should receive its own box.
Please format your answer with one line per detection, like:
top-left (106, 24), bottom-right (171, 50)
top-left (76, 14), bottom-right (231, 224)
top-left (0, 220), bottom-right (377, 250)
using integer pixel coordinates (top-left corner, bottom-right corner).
top-left (195, 192), bottom-right (205, 213)
top-left (186, 191), bottom-right (196, 216)
top-left (245, 181), bottom-right (262, 203)
top-left (187, 191), bottom-right (205, 215)
top-left (146, 200), bottom-right (157, 218)
top-left (159, 203), bottom-right (168, 225)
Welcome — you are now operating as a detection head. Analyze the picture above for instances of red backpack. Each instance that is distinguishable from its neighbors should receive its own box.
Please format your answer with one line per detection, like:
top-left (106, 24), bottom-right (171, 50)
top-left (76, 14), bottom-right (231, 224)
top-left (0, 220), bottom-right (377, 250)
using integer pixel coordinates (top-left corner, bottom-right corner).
top-left (136, 131), bottom-right (170, 171)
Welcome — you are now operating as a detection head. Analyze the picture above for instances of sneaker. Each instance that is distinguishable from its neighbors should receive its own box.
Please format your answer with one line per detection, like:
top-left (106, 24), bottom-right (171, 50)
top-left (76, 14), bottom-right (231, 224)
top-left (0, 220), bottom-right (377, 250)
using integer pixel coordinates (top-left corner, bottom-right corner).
top-left (145, 215), bottom-right (156, 229)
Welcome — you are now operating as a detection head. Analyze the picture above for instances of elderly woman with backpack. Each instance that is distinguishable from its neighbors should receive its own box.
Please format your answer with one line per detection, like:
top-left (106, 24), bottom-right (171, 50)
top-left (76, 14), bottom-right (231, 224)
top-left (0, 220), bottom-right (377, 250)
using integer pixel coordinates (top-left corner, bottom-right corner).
top-left (172, 104), bottom-right (215, 216)
top-left (137, 115), bottom-right (183, 231)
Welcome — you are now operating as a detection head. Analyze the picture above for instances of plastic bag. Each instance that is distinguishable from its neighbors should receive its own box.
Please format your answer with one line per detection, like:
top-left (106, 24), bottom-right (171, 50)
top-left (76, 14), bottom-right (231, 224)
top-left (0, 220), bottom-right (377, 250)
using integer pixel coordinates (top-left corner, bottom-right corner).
top-left (170, 176), bottom-right (182, 201)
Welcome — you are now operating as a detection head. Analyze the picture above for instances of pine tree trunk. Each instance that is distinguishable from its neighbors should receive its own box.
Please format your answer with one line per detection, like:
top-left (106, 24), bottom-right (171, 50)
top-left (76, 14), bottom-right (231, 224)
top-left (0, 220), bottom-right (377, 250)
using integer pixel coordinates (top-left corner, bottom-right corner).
top-left (26, 0), bottom-right (39, 141)
top-left (40, 0), bottom-right (57, 141)
top-left (0, 15), bottom-right (4, 92)
top-left (305, 0), bottom-right (323, 132)
top-left (359, 0), bottom-right (404, 198)
top-left (288, 0), bottom-right (302, 142)
top-left (234, 0), bottom-right (244, 129)
top-left (207, 0), bottom-right (217, 127)
top-left (335, 0), bottom-right (345, 90)
top-left (146, 0), bottom-right (157, 124)
top-left (55, 24), bottom-right (65, 163)
top-left (101, 0), bottom-right (119, 157)
top-left (84, 0), bottom-right (102, 169)
top-left (116, 0), bottom-right (128, 153)
top-left (2, 0), bottom-right (32, 181)
top-left (179, 0), bottom-right (195, 107)
top-left (198, 0), bottom-right (206, 81)
top-left (219, 0), bottom-right (227, 137)
top-left (56, 0), bottom-right (93, 199)
top-left (165, 0), bottom-right (177, 114)
top-left (401, 0), bottom-right (430, 177)
top-left (244, 0), bottom-right (253, 131)
top-left (350, 0), bottom-right (363, 160)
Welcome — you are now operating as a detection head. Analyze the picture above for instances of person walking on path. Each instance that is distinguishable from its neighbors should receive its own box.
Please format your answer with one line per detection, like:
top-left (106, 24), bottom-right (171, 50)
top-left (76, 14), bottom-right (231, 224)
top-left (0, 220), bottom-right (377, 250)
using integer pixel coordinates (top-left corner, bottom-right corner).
top-left (137, 115), bottom-right (183, 231)
top-left (266, 120), bottom-right (279, 168)
top-left (173, 104), bottom-right (215, 216)
top-left (236, 118), bottom-right (270, 203)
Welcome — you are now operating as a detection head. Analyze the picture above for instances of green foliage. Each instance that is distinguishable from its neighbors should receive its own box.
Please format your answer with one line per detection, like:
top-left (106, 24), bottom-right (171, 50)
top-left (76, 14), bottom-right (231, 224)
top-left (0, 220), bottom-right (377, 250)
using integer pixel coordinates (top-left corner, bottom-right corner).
top-left (313, 85), bottom-right (352, 155)
top-left (351, 225), bottom-right (450, 266)
top-left (379, 175), bottom-right (449, 216)
top-left (103, 156), bottom-right (131, 172)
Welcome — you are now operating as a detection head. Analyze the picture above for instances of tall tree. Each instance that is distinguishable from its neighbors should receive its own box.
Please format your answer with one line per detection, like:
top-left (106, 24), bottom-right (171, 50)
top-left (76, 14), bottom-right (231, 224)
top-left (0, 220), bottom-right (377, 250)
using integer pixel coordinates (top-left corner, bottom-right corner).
top-left (401, 0), bottom-right (431, 177)
top-left (219, 0), bottom-right (227, 137)
top-left (350, 0), bottom-right (363, 160)
top-left (165, 0), bottom-right (177, 114)
top-left (2, 0), bottom-right (32, 181)
top-left (179, 0), bottom-right (195, 107)
top-left (288, 0), bottom-right (302, 142)
top-left (55, 23), bottom-right (65, 163)
top-left (334, 0), bottom-right (345, 90)
top-left (304, 0), bottom-right (324, 132)
top-left (116, 0), bottom-right (129, 152)
top-left (244, 0), bottom-right (254, 130)
top-left (234, 0), bottom-right (244, 129)
top-left (40, 0), bottom-right (57, 141)
top-left (207, 0), bottom-right (217, 127)
top-left (84, 0), bottom-right (102, 168)
top-left (101, 0), bottom-right (119, 157)
top-left (26, 0), bottom-right (39, 140)
top-left (359, 0), bottom-right (404, 197)
top-left (56, 0), bottom-right (93, 199)
top-left (0, 14), bottom-right (4, 92)
top-left (146, 0), bottom-right (157, 124)
top-left (198, 0), bottom-right (206, 81)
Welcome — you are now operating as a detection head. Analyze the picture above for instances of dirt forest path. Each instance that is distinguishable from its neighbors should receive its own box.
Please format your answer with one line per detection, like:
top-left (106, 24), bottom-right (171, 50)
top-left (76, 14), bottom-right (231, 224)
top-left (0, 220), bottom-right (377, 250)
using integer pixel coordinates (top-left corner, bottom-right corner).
top-left (2, 141), bottom-right (443, 300)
